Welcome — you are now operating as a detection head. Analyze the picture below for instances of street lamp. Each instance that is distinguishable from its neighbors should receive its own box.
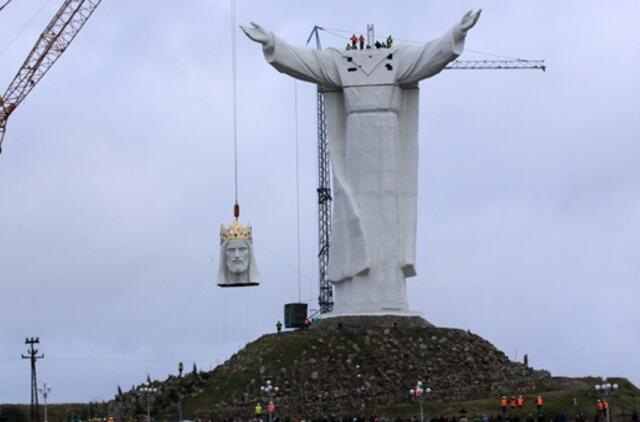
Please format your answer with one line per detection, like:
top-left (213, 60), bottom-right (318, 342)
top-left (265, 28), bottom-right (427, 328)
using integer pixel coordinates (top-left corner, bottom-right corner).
top-left (140, 385), bottom-right (158, 422)
top-left (595, 377), bottom-right (618, 422)
top-left (260, 379), bottom-right (279, 422)
top-left (409, 381), bottom-right (431, 422)
top-left (38, 383), bottom-right (51, 422)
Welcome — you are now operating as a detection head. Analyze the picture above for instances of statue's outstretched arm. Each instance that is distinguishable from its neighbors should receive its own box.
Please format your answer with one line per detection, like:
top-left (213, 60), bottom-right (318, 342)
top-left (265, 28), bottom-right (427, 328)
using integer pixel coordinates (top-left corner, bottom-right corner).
top-left (458, 9), bottom-right (482, 35)
top-left (396, 9), bottom-right (482, 85)
top-left (241, 22), bottom-right (340, 87)
top-left (240, 22), bottom-right (273, 49)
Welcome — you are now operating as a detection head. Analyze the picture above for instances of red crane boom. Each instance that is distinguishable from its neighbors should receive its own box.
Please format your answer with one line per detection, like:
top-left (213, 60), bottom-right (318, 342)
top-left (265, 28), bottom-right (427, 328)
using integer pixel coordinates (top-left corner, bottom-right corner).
top-left (0, 0), bottom-right (102, 153)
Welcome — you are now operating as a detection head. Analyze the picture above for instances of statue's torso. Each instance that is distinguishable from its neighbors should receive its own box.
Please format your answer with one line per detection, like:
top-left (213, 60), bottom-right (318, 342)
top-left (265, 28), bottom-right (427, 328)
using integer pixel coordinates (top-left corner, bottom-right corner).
top-left (342, 85), bottom-right (402, 114)
top-left (330, 48), bottom-right (403, 114)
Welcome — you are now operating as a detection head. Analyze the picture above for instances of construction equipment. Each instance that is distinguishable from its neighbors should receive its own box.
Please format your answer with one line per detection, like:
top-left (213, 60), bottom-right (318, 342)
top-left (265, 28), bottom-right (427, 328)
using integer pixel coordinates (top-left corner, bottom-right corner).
top-left (0, 0), bottom-right (15, 14)
top-left (0, 0), bottom-right (103, 153)
top-left (307, 25), bottom-right (546, 315)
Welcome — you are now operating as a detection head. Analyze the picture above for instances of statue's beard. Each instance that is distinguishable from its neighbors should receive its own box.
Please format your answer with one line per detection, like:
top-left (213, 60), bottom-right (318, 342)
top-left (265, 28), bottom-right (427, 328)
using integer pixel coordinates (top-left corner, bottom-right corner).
top-left (229, 261), bottom-right (248, 275)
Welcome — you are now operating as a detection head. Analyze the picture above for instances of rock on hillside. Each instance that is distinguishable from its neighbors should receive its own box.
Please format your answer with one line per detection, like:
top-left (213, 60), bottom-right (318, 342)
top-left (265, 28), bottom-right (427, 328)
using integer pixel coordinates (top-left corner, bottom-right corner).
top-left (183, 316), bottom-right (551, 419)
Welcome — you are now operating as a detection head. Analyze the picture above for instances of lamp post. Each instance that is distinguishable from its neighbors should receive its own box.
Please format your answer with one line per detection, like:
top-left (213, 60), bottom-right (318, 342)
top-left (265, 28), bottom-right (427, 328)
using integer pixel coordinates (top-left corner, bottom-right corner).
top-left (38, 383), bottom-right (51, 422)
top-left (595, 378), bottom-right (618, 422)
top-left (260, 379), bottom-right (279, 422)
top-left (409, 381), bottom-right (431, 422)
top-left (140, 385), bottom-right (158, 422)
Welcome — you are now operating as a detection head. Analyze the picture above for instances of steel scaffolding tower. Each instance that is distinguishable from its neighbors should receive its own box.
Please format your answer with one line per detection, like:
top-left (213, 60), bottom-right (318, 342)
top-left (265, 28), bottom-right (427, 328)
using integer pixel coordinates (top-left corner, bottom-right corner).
top-left (307, 26), bottom-right (335, 313)
top-left (316, 87), bottom-right (333, 313)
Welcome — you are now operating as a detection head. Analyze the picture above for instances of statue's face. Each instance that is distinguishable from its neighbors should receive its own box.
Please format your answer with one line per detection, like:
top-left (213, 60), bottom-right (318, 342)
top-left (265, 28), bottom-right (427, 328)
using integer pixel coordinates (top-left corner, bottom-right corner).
top-left (225, 239), bottom-right (250, 275)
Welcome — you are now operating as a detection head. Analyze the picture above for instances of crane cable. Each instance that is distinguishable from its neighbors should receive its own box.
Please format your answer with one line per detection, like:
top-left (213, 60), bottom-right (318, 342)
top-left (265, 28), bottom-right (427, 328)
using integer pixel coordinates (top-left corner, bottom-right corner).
top-left (294, 81), bottom-right (302, 302)
top-left (0, 0), bottom-right (54, 58)
top-left (231, 0), bottom-right (240, 218)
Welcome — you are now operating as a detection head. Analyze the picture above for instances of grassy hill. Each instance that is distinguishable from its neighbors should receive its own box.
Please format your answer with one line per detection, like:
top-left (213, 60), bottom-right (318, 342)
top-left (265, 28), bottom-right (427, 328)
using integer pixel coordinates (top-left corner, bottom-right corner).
top-left (4, 317), bottom-right (639, 420)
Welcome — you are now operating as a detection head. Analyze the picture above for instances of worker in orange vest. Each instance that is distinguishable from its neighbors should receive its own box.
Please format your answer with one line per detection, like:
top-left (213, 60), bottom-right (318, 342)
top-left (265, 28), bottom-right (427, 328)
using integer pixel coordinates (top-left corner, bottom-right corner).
top-left (603, 399), bottom-right (609, 417)
top-left (517, 395), bottom-right (525, 408)
top-left (536, 395), bottom-right (544, 410)
top-left (510, 396), bottom-right (517, 409)
top-left (501, 396), bottom-right (508, 412)
top-left (597, 399), bottom-right (604, 415)
top-left (358, 34), bottom-right (365, 50)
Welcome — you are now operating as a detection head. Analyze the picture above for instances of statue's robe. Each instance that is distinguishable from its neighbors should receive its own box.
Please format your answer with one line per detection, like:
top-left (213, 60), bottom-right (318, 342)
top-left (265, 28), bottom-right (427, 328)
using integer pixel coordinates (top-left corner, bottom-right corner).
top-left (260, 26), bottom-right (466, 314)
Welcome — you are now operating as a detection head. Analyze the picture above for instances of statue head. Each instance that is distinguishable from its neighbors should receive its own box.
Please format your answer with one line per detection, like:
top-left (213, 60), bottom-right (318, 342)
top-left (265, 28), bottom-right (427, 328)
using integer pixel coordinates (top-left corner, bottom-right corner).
top-left (218, 220), bottom-right (260, 286)
top-left (225, 238), bottom-right (250, 274)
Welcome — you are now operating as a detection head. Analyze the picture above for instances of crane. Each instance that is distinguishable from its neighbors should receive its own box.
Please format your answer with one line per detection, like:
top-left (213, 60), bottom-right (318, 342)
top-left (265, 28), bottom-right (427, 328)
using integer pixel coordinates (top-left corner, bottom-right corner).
top-left (0, 1), bottom-right (15, 14)
top-left (0, 0), bottom-right (103, 154)
top-left (306, 25), bottom-right (546, 315)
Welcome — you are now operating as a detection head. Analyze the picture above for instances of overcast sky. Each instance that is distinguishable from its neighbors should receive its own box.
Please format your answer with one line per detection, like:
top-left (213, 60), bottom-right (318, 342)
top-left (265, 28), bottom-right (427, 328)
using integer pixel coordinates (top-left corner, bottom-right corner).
top-left (1, 0), bottom-right (639, 404)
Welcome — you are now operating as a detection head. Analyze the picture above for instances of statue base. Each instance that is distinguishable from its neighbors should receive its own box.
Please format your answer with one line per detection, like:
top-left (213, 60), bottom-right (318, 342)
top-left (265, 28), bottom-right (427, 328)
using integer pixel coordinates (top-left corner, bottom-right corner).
top-left (312, 313), bottom-right (434, 330)
top-left (217, 282), bottom-right (259, 288)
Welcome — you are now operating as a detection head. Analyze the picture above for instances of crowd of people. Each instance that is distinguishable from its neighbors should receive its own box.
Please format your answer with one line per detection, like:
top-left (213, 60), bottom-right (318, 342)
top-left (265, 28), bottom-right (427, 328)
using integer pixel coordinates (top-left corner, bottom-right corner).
top-left (203, 413), bottom-right (640, 422)
top-left (227, 409), bottom-right (640, 422)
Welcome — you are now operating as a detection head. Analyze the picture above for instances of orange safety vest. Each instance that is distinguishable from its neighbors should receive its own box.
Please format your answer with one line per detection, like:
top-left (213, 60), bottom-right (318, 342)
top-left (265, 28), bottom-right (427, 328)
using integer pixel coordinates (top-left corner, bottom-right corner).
top-left (510, 398), bottom-right (517, 408)
top-left (536, 396), bottom-right (544, 406)
top-left (517, 396), bottom-right (525, 407)
top-left (597, 401), bottom-right (604, 411)
top-left (603, 401), bottom-right (609, 410)
top-left (501, 397), bottom-right (508, 407)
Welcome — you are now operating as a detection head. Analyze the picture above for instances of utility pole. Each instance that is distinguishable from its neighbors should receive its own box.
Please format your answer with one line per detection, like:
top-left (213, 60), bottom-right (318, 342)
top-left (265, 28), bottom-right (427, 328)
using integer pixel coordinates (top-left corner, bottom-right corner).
top-left (140, 385), bottom-right (157, 422)
top-left (22, 337), bottom-right (44, 422)
top-left (38, 383), bottom-right (51, 422)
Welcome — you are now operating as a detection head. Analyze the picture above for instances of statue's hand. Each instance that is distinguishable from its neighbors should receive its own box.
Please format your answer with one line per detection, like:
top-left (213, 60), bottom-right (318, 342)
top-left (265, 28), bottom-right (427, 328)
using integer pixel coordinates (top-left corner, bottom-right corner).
top-left (240, 22), bottom-right (271, 45)
top-left (458, 9), bottom-right (482, 33)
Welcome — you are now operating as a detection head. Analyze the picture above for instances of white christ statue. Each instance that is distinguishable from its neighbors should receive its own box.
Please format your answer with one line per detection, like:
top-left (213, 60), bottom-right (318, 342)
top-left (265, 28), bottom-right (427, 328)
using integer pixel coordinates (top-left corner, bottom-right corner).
top-left (242, 10), bottom-right (481, 316)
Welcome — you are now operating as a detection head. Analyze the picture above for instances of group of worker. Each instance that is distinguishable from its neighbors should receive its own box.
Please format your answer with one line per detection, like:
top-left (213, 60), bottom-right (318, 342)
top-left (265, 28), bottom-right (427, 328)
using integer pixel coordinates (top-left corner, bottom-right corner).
top-left (254, 401), bottom-right (276, 420)
top-left (346, 34), bottom-right (394, 50)
top-left (501, 395), bottom-right (544, 412)
top-left (596, 399), bottom-right (610, 417)
top-left (499, 395), bottom-right (620, 420)
top-left (275, 318), bottom-right (312, 335)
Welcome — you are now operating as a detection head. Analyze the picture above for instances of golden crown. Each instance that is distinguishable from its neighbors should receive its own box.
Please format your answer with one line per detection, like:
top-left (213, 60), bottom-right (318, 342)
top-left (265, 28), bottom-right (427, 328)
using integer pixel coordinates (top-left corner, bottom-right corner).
top-left (220, 219), bottom-right (252, 243)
